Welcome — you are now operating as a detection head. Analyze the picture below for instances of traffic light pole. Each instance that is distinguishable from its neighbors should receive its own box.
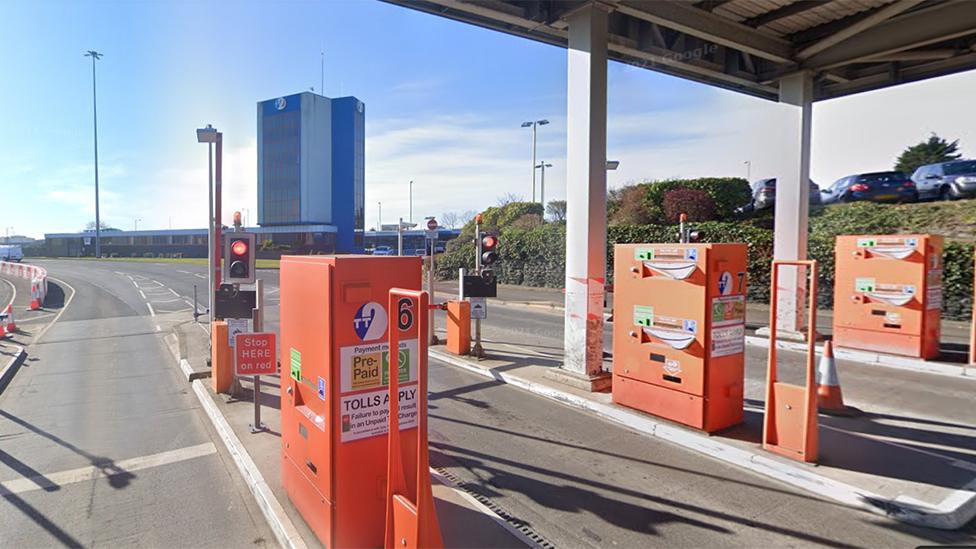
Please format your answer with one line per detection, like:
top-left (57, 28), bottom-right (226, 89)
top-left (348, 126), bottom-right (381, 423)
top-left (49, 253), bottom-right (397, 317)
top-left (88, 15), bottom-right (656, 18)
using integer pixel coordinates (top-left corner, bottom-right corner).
top-left (428, 237), bottom-right (438, 345)
top-left (472, 219), bottom-right (485, 358)
top-left (250, 277), bottom-right (267, 433)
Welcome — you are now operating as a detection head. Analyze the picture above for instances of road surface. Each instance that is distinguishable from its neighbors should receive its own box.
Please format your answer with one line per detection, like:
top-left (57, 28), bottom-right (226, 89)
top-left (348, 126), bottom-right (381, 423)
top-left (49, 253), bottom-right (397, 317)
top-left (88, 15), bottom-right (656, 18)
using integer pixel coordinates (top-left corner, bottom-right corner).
top-left (9, 259), bottom-right (974, 548)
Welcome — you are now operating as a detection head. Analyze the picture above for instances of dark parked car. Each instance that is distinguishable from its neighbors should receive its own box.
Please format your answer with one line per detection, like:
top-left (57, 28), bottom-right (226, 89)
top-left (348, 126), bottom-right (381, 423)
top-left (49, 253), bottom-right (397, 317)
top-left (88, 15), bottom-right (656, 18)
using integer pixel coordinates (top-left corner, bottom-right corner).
top-left (911, 160), bottom-right (976, 200)
top-left (741, 178), bottom-right (821, 212)
top-left (820, 171), bottom-right (917, 204)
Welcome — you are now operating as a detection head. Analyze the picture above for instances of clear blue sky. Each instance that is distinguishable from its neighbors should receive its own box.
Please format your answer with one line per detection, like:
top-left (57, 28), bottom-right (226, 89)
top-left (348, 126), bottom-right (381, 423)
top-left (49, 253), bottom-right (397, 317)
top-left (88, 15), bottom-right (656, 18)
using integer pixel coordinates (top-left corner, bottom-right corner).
top-left (2, 0), bottom-right (975, 238)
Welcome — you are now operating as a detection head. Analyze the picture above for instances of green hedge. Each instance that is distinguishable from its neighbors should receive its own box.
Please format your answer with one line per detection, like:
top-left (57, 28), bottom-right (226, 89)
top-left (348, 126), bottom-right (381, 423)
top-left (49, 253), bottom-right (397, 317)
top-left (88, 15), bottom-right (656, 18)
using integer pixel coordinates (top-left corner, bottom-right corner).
top-left (635, 177), bottom-right (751, 223)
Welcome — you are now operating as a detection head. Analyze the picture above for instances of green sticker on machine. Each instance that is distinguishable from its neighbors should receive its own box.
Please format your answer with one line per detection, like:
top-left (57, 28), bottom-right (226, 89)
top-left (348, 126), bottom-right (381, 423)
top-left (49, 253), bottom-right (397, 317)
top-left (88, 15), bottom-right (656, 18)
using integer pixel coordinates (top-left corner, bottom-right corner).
top-left (290, 347), bottom-right (302, 382)
top-left (856, 238), bottom-right (877, 248)
top-left (855, 277), bottom-right (876, 293)
top-left (381, 348), bottom-right (411, 384)
top-left (634, 248), bottom-right (654, 260)
top-left (633, 305), bottom-right (654, 327)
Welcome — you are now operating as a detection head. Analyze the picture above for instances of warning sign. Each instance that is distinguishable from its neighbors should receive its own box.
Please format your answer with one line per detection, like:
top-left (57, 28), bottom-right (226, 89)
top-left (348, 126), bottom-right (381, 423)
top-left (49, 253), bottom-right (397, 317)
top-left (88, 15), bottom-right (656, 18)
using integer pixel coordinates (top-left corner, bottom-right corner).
top-left (339, 387), bottom-right (418, 443)
top-left (710, 325), bottom-right (745, 358)
top-left (926, 285), bottom-right (943, 311)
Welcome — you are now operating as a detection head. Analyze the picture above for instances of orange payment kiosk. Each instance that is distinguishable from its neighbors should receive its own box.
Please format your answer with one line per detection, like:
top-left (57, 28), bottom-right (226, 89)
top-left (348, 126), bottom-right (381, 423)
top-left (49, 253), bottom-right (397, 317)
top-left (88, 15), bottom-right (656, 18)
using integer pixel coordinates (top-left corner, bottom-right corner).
top-left (833, 234), bottom-right (943, 359)
top-left (613, 243), bottom-right (748, 433)
top-left (280, 255), bottom-right (426, 548)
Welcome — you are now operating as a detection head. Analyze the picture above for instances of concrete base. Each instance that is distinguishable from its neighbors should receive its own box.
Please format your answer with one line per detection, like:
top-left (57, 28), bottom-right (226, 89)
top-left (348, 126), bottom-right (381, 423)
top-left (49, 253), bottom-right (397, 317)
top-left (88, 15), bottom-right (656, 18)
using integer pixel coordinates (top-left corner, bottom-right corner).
top-left (755, 326), bottom-right (815, 342)
top-left (545, 367), bottom-right (612, 392)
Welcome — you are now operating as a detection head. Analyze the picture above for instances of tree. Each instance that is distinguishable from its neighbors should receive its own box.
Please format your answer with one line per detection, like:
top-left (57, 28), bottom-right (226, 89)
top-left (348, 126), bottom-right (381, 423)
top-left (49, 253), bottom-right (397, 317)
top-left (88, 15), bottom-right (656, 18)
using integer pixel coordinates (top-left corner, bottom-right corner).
top-left (662, 188), bottom-right (716, 223)
top-left (440, 211), bottom-right (460, 229)
top-left (545, 200), bottom-right (567, 222)
top-left (85, 220), bottom-right (112, 231)
top-left (496, 192), bottom-right (524, 206)
top-left (511, 213), bottom-right (543, 230)
top-left (458, 210), bottom-right (477, 226)
top-left (608, 185), bottom-right (652, 225)
top-left (894, 133), bottom-right (961, 175)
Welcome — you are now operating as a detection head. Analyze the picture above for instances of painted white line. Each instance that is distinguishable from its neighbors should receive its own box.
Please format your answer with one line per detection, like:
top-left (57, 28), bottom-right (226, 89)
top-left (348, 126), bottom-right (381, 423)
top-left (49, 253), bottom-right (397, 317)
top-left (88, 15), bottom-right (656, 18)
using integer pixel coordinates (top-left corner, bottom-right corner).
top-left (151, 280), bottom-right (164, 286)
top-left (151, 298), bottom-right (183, 304)
top-left (266, 287), bottom-right (280, 295)
top-left (429, 348), bottom-right (976, 530)
top-left (138, 289), bottom-right (147, 299)
top-left (177, 270), bottom-right (191, 275)
top-left (0, 443), bottom-right (217, 497)
top-left (193, 273), bottom-right (207, 280)
top-left (32, 276), bottom-right (76, 345)
top-left (113, 271), bottom-right (125, 276)
top-left (155, 324), bottom-right (162, 332)
top-left (15, 313), bottom-right (56, 323)
top-left (146, 302), bottom-right (156, 317)
top-left (126, 274), bottom-right (134, 281)
top-left (169, 288), bottom-right (180, 297)
top-left (191, 380), bottom-right (308, 549)
top-left (131, 279), bottom-right (139, 288)
top-left (1, 278), bottom-right (16, 311)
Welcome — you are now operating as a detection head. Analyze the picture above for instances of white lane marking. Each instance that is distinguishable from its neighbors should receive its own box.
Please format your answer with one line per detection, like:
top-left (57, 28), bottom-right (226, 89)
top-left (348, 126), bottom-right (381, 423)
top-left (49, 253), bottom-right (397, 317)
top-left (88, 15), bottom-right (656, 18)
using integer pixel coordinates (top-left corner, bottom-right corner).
top-left (32, 276), bottom-right (76, 345)
top-left (0, 442), bottom-right (217, 497)
top-left (266, 287), bottom-right (280, 295)
top-left (138, 289), bottom-right (146, 299)
top-left (113, 271), bottom-right (125, 276)
top-left (155, 324), bottom-right (162, 332)
top-left (1, 278), bottom-right (16, 311)
top-left (151, 280), bottom-right (164, 286)
top-left (150, 298), bottom-right (183, 304)
top-left (15, 313), bottom-right (56, 323)
top-left (169, 288), bottom-right (180, 297)
top-left (177, 270), bottom-right (191, 275)
top-left (131, 278), bottom-right (139, 288)
top-left (146, 302), bottom-right (156, 317)
top-left (193, 273), bottom-right (207, 279)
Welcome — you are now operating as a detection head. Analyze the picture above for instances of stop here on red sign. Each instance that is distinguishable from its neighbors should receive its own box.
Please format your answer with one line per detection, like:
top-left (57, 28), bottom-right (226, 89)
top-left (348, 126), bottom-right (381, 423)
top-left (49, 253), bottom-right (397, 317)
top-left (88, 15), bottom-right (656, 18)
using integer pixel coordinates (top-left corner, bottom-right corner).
top-left (235, 332), bottom-right (277, 376)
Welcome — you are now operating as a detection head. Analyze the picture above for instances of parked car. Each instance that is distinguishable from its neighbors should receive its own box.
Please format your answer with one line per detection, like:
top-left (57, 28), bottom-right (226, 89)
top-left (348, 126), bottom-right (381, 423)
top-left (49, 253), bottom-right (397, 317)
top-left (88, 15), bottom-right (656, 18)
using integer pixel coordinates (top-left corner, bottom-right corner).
top-left (372, 245), bottom-right (394, 256)
top-left (911, 160), bottom-right (976, 200)
top-left (412, 248), bottom-right (428, 257)
top-left (0, 244), bottom-right (24, 262)
top-left (820, 171), bottom-right (917, 204)
top-left (739, 178), bottom-right (821, 213)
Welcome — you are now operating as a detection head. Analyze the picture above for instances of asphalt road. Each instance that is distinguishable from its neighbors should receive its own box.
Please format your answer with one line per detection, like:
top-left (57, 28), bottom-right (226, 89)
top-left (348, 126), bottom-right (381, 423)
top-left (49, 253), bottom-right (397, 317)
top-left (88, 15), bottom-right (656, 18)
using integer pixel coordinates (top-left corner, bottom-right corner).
top-left (24, 259), bottom-right (975, 548)
top-left (0, 260), bottom-right (273, 547)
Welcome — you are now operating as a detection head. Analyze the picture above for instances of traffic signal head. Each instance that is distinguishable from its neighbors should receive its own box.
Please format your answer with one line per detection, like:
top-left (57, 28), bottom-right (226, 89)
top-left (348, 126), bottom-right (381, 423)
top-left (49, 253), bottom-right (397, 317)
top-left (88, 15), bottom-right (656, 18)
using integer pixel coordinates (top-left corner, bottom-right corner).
top-left (481, 234), bottom-right (499, 265)
top-left (224, 232), bottom-right (256, 284)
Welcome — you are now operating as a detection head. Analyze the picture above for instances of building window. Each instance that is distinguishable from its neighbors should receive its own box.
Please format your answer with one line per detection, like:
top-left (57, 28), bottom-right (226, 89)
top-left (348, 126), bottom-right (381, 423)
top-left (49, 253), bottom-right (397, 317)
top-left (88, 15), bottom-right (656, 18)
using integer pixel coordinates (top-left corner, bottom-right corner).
top-left (262, 110), bottom-right (301, 225)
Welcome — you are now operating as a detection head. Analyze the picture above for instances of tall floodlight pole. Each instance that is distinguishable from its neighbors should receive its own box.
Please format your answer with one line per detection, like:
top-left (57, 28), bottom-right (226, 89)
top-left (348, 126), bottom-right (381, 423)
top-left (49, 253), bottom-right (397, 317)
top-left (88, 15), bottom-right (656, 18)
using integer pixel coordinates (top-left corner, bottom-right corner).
top-left (535, 161), bottom-right (552, 214)
top-left (409, 180), bottom-right (413, 223)
top-left (378, 202), bottom-right (382, 230)
top-left (85, 50), bottom-right (103, 257)
top-left (744, 160), bottom-right (752, 181)
top-left (197, 125), bottom-right (219, 325)
top-left (521, 119), bottom-right (549, 203)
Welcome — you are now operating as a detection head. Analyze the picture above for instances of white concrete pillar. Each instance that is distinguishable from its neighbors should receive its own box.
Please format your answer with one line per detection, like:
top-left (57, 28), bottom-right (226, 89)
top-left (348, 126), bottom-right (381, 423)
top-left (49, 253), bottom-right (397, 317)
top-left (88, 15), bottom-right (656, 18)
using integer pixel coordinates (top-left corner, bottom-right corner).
top-left (559, 4), bottom-right (611, 390)
top-left (774, 72), bottom-right (814, 334)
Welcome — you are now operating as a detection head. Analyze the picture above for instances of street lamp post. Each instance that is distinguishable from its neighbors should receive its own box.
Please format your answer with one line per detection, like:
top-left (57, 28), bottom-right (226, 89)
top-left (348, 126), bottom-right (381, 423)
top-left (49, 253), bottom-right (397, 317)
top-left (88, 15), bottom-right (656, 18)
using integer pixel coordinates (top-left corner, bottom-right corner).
top-left (134, 218), bottom-right (141, 231)
top-left (197, 125), bottom-right (220, 326)
top-left (408, 180), bottom-right (413, 224)
top-left (85, 50), bottom-right (103, 258)
top-left (535, 161), bottom-right (553, 213)
top-left (377, 202), bottom-right (382, 230)
top-left (521, 119), bottom-right (549, 202)
top-left (744, 160), bottom-right (752, 182)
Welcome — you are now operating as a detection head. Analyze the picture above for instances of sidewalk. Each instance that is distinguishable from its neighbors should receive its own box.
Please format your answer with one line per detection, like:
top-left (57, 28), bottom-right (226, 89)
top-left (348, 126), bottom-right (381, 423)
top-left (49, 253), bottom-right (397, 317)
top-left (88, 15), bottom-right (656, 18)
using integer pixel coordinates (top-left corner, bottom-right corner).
top-left (427, 322), bottom-right (976, 530)
top-left (166, 319), bottom-right (532, 549)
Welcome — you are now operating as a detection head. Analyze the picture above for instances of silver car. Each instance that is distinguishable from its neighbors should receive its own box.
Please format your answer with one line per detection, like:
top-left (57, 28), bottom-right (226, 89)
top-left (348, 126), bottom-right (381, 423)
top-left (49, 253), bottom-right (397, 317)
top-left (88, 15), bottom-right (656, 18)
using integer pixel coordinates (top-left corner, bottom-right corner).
top-left (911, 160), bottom-right (976, 200)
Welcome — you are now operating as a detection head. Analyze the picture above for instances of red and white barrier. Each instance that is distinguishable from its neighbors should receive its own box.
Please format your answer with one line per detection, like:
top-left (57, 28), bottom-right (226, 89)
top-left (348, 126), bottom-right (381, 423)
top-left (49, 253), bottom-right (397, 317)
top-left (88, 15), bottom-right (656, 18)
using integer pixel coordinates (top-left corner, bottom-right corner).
top-left (0, 261), bottom-right (48, 309)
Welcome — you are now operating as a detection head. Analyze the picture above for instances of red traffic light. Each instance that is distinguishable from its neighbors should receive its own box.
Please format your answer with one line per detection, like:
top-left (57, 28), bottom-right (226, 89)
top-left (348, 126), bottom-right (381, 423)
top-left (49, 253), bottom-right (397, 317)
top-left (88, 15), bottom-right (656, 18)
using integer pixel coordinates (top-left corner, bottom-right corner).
top-left (481, 235), bottom-right (498, 250)
top-left (231, 240), bottom-right (248, 256)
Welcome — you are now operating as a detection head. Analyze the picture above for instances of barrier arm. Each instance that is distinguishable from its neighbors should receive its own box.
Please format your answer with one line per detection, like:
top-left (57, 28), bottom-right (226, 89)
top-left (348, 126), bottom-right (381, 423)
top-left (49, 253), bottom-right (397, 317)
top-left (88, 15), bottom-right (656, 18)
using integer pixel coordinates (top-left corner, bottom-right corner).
top-left (764, 259), bottom-right (819, 463)
top-left (385, 288), bottom-right (443, 549)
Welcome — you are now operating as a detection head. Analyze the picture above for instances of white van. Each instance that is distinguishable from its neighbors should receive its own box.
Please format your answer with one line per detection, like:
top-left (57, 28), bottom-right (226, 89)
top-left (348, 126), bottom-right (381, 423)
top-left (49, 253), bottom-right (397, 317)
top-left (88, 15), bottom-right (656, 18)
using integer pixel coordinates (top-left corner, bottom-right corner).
top-left (0, 245), bottom-right (24, 262)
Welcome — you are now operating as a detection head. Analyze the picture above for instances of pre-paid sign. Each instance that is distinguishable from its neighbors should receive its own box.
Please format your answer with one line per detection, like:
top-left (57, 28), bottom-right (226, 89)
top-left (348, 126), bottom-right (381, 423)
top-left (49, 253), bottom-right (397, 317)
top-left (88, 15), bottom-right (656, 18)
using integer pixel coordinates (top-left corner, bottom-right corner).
top-left (235, 332), bottom-right (277, 376)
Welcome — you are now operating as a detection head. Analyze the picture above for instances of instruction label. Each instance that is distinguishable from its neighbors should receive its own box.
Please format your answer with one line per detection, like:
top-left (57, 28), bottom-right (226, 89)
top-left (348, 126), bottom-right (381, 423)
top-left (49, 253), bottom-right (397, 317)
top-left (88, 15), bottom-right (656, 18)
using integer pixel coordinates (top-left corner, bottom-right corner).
top-left (290, 348), bottom-right (302, 382)
top-left (855, 277), bottom-right (876, 293)
top-left (633, 305), bottom-right (654, 327)
top-left (710, 325), bottom-right (745, 358)
top-left (711, 295), bottom-right (746, 327)
top-left (926, 285), bottom-right (943, 311)
top-left (339, 387), bottom-right (418, 443)
top-left (339, 340), bottom-right (418, 393)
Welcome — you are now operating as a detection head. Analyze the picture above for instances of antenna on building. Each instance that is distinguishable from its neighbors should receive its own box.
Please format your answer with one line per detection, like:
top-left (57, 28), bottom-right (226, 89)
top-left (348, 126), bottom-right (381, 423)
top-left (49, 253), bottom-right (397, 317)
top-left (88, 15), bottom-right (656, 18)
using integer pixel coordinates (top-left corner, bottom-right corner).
top-left (320, 50), bottom-right (324, 96)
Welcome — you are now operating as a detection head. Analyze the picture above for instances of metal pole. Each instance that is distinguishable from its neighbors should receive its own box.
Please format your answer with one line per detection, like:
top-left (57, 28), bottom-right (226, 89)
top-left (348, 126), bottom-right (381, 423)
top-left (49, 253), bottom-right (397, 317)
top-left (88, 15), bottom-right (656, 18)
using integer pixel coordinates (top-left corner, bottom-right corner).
top-left (378, 202), bottom-right (382, 229)
top-left (214, 133), bottom-right (223, 311)
top-left (88, 52), bottom-right (102, 258)
top-left (250, 278), bottom-right (266, 433)
top-left (540, 162), bottom-right (546, 211)
top-left (531, 123), bottom-right (537, 203)
top-left (409, 180), bottom-right (413, 224)
top-left (207, 142), bottom-right (214, 320)
top-left (397, 217), bottom-right (403, 256)
top-left (428, 237), bottom-right (437, 345)
top-left (473, 220), bottom-right (484, 358)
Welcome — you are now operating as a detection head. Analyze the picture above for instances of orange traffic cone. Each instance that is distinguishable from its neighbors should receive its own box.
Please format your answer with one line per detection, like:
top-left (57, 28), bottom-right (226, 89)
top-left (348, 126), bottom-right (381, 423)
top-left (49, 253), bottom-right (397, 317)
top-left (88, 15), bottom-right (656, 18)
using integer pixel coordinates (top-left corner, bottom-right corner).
top-left (28, 283), bottom-right (41, 311)
top-left (4, 304), bottom-right (15, 332)
top-left (817, 341), bottom-right (858, 416)
top-left (0, 321), bottom-right (6, 339)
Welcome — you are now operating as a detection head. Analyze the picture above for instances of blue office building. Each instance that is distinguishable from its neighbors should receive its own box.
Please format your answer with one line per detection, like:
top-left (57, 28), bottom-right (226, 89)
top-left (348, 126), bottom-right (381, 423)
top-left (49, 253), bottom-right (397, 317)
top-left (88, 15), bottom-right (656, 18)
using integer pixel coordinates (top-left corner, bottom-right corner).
top-left (257, 92), bottom-right (365, 252)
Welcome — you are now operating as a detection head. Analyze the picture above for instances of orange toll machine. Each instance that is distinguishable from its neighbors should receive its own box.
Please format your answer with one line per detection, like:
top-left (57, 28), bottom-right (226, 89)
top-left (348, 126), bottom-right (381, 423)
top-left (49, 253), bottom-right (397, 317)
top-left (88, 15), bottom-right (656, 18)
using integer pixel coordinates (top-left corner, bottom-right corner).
top-left (612, 243), bottom-right (748, 433)
top-left (833, 234), bottom-right (943, 359)
top-left (280, 255), bottom-right (424, 548)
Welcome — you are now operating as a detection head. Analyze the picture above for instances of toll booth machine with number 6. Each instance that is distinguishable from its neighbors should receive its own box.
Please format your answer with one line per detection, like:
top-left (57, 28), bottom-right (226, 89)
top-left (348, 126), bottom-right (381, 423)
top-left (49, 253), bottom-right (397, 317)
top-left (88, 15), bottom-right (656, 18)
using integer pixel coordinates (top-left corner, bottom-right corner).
top-left (833, 234), bottom-right (943, 359)
top-left (613, 243), bottom-right (748, 433)
top-left (279, 255), bottom-right (423, 548)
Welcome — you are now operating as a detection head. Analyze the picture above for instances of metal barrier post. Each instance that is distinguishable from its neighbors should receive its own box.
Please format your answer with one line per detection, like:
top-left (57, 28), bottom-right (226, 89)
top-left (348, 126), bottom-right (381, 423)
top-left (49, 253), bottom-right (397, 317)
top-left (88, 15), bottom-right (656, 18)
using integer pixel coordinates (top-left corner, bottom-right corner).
top-left (764, 259), bottom-right (819, 463)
